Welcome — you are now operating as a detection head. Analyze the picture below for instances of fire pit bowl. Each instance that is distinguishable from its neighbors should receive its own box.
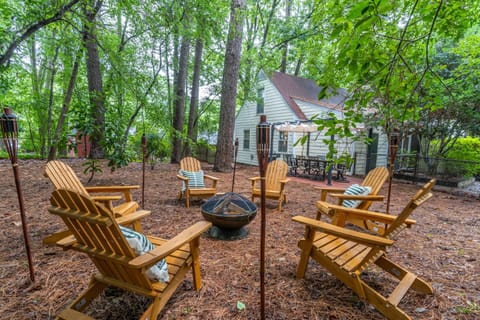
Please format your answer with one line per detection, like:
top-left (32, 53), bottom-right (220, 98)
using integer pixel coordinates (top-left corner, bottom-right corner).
top-left (201, 192), bottom-right (257, 240)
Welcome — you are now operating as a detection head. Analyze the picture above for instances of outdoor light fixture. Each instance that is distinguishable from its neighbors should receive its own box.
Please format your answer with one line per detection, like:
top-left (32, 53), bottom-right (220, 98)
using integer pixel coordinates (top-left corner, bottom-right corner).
top-left (256, 114), bottom-right (270, 320)
top-left (1, 107), bottom-right (35, 282)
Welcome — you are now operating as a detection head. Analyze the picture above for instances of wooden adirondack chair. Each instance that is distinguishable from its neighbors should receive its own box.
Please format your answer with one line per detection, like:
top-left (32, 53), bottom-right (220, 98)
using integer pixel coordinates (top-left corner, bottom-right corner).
top-left (315, 166), bottom-right (389, 232)
top-left (176, 157), bottom-right (219, 208)
top-left (249, 159), bottom-right (290, 211)
top-left (48, 189), bottom-right (212, 320)
top-left (293, 179), bottom-right (436, 320)
top-left (44, 160), bottom-right (149, 244)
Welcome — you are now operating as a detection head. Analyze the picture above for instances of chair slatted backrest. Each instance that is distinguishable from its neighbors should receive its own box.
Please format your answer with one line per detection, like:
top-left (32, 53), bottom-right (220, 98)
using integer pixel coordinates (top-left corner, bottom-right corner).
top-left (45, 160), bottom-right (89, 195)
top-left (384, 179), bottom-right (435, 238)
top-left (180, 157), bottom-right (202, 172)
top-left (48, 189), bottom-right (152, 289)
top-left (357, 166), bottom-right (389, 210)
top-left (266, 159), bottom-right (288, 192)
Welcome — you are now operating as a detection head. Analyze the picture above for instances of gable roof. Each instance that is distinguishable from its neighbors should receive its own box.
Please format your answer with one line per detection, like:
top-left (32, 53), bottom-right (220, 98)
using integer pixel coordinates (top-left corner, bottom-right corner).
top-left (269, 71), bottom-right (346, 120)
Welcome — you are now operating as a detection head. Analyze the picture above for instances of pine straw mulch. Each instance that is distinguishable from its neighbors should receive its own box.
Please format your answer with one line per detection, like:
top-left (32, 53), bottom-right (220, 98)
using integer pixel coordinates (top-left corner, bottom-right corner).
top-left (0, 159), bottom-right (479, 320)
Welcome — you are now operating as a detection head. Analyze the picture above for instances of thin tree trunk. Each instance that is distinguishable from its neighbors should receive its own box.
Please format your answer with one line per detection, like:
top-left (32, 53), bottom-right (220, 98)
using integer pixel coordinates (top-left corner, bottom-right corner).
top-left (214, 0), bottom-right (246, 172)
top-left (48, 54), bottom-right (80, 161)
top-left (186, 38), bottom-right (203, 156)
top-left (45, 46), bottom-right (60, 157)
top-left (82, 0), bottom-right (105, 159)
top-left (171, 36), bottom-right (190, 163)
top-left (280, 0), bottom-right (291, 73)
top-left (28, 36), bottom-right (40, 155)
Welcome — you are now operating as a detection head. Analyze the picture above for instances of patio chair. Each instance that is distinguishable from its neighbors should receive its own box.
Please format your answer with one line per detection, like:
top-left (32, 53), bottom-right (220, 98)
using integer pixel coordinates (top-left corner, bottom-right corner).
top-left (43, 160), bottom-right (149, 245)
top-left (315, 166), bottom-right (389, 233)
top-left (176, 157), bottom-right (219, 208)
top-left (47, 188), bottom-right (212, 320)
top-left (248, 159), bottom-right (289, 211)
top-left (283, 154), bottom-right (298, 176)
top-left (293, 179), bottom-right (436, 320)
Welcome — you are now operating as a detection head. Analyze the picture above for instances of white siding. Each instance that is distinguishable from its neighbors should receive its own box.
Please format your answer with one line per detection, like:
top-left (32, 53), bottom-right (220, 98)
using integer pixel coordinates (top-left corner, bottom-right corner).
top-left (234, 71), bottom-right (388, 172)
top-left (235, 72), bottom-right (297, 165)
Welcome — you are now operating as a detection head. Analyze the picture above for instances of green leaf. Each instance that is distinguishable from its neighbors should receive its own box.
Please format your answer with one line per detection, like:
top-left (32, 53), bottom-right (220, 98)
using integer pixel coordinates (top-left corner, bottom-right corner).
top-left (236, 301), bottom-right (246, 311)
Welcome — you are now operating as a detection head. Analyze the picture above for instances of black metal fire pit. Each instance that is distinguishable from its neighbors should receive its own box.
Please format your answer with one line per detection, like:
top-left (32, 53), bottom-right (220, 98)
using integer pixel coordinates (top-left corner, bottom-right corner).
top-left (201, 192), bottom-right (257, 240)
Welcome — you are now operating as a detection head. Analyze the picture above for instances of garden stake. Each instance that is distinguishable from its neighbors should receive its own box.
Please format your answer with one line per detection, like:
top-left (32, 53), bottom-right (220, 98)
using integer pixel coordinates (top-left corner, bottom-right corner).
top-left (232, 137), bottom-right (239, 192)
top-left (141, 133), bottom-right (147, 208)
top-left (256, 115), bottom-right (270, 320)
top-left (386, 128), bottom-right (399, 214)
top-left (1, 107), bottom-right (35, 282)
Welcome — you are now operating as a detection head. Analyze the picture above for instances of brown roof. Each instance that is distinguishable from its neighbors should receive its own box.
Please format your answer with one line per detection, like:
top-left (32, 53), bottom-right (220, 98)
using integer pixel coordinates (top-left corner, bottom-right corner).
top-left (270, 71), bottom-right (346, 120)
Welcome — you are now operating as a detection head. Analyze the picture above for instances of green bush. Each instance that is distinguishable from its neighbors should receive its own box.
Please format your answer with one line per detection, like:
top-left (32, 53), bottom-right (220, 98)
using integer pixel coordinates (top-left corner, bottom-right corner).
top-left (445, 137), bottom-right (480, 178)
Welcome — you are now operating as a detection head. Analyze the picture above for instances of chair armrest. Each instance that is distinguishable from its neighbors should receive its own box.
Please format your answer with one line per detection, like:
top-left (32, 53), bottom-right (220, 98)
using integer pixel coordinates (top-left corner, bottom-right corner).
top-left (204, 174), bottom-right (219, 181)
top-left (85, 185), bottom-right (140, 192)
top-left (130, 221), bottom-right (212, 268)
top-left (176, 174), bottom-right (188, 181)
top-left (327, 203), bottom-right (416, 226)
top-left (329, 194), bottom-right (384, 201)
top-left (86, 185), bottom-right (140, 202)
top-left (116, 210), bottom-right (151, 225)
top-left (314, 186), bottom-right (346, 201)
top-left (292, 215), bottom-right (393, 247)
top-left (249, 176), bottom-right (261, 188)
top-left (280, 179), bottom-right (290, 184)
top-left (292, 216), bottom-right (393, 247)
top-left (91, 195), bottom-right (122, 202)
top-left (56, 235), bottom-right (77, 249)
top-left (314, 186), bottom-right (345, 193)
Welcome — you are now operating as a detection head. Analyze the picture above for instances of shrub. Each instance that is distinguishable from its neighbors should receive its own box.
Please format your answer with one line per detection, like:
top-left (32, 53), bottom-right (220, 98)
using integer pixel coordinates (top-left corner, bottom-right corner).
top-left (445, 137), bottom-right (480, 178)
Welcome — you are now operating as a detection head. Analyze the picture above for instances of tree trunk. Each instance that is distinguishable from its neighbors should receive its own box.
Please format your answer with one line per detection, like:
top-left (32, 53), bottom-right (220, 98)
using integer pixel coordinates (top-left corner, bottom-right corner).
top-left (83, 1), bottom-right (105, 159)
top-left (186, 38), bottom-right (203, 156)
top-left (48, 54), bottom-right (80, 161)
top-left (171, 36), bottom-right (190, 163)
top-left (214, 0), bottom-right (246, 172)
top-left (280, 0), bottom-right (291, 73)
top-left (45, 46), bottom-right (59, 157)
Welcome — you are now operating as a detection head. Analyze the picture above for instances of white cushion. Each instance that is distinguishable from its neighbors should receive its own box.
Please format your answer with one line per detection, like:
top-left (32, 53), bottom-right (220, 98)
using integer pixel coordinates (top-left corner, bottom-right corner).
top-left (342, 184), bottom-right (372, 208)
top-left (120, 226), bottom-right (169, 282)
top-left (180, 170), bottom-right (205, 191)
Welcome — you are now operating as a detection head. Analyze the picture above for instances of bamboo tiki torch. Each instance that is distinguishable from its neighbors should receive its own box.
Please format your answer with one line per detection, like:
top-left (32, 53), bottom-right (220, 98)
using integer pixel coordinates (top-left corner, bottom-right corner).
top-left (1, 107), bottom-right (35, 282)
top-left (256, 115), bottom-right (270, 320)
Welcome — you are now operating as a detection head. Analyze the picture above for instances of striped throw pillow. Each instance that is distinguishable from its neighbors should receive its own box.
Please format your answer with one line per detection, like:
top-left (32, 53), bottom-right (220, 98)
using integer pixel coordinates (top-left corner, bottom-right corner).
top-left (342, 184), bottom-right (372, 208)
top-left (120, 226), bottom-right (169, 282)
top-left (179, 170), bottom-right (205, 191)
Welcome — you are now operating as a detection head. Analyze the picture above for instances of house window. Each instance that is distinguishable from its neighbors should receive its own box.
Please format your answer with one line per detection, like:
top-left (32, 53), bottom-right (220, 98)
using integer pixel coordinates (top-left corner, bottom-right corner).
top-left (243, 130), bottom-right (250, 150)
top-left (278, 131), bottom-right (288, 153)
top-left (256, 87), bottom-right (264, 114)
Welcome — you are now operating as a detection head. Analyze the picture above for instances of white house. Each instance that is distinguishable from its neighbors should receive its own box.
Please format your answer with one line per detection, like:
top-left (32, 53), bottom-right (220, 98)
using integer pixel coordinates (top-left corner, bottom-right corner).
top-left (234, 71), bottom-right (388, 176)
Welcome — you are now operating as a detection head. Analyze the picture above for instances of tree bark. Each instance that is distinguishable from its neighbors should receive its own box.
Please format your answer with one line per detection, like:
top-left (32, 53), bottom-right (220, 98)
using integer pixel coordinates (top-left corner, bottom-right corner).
top-left (171, 36), bottom-right (190, 163)
top-left (82, 0), bottom-right (105, 159)
top-left (48, 54), bottom-right (80, 161)
top-left (214, 0), bottom-right (246, 172)
top-left (186, 38), bottom-right (203, 156)
top-left (280, 0), bottom-right (291, 73)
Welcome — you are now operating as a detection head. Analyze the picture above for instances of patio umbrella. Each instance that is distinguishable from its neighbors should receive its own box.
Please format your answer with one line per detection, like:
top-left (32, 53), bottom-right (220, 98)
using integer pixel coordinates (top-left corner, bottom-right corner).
top-left (276, 121), bottom-right (318, 155)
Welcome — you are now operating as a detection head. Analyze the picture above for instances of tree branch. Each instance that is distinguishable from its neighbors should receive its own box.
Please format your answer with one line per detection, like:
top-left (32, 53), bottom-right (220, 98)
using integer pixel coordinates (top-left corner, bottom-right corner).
top-left (0, 0), bottom-right (81, 67)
